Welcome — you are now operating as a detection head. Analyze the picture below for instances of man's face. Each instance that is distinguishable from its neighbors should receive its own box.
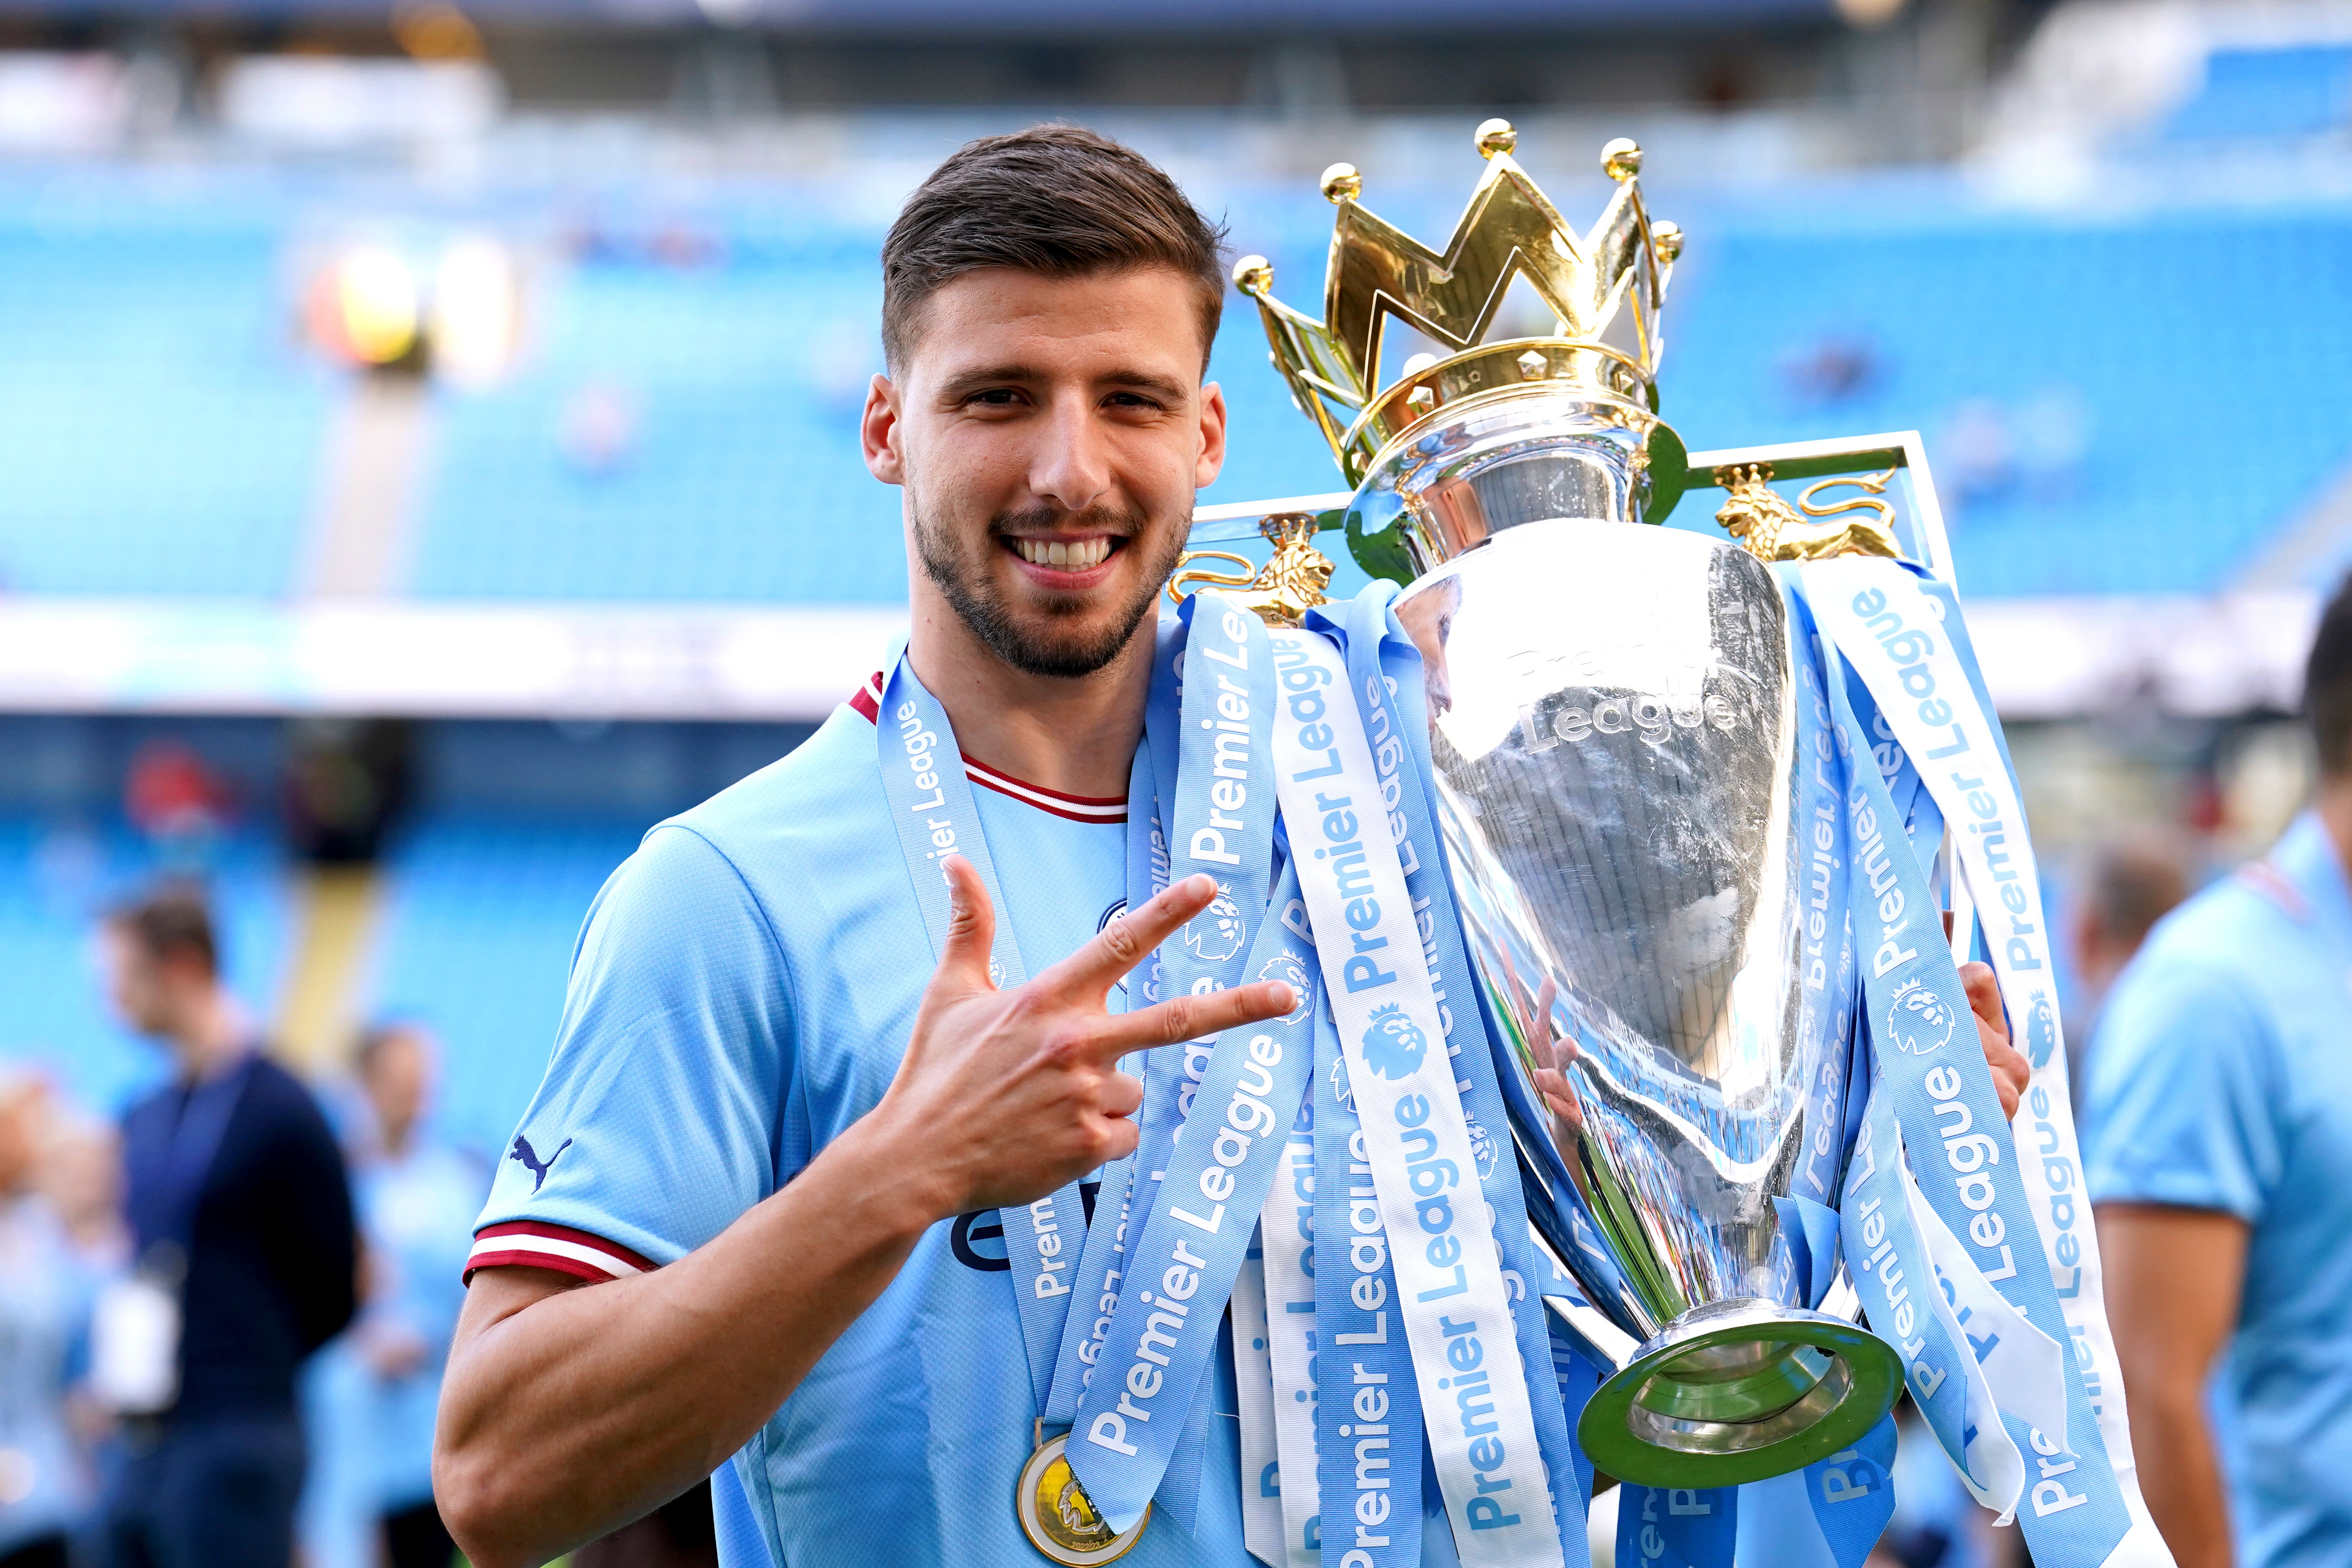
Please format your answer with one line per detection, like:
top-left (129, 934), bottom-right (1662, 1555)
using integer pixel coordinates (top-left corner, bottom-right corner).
top-left (364, 1030), bottom-right (433, 1132)
top-left (100, 930), bottom-right (172, 1038)
top-left (863, 265), bottom-right (1226, 679)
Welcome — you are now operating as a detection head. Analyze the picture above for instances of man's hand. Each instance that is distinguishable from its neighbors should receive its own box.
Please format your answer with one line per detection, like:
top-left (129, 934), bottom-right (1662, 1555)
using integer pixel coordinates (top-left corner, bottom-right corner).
top-left (1960, 960), bottom-right (2032, 1119)
top-left (862, 858), bottom-right (1294, 1222)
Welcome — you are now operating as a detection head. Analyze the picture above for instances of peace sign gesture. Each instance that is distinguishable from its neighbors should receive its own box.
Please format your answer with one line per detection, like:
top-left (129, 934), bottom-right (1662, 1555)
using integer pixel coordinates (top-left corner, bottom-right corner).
top-left (869, 857), bottom-right (1296, 1222)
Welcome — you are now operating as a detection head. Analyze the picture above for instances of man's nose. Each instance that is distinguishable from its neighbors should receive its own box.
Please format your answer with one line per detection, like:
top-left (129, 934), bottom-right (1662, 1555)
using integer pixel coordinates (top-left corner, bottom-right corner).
top-left (1027, 391), bottom-right (1113, 515)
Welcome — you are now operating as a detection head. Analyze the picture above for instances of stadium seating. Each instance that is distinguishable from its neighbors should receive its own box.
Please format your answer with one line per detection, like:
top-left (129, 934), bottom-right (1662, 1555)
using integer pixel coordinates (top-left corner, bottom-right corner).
top-left (368, 813), bottom-right (643, 1157)
top-left (1664, 198), bottom-right (2352, 596)
top-left (0, 169), bottom-right (2346, 605)
top-left (0, 196), bottom-right (328, 597)
top-left (2163, 44), bottom-right (2352, 144)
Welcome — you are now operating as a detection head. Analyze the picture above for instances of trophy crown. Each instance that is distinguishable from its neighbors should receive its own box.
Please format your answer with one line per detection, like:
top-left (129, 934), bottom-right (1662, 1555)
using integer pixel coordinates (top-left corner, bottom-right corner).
top-left (1238, 120), bottom-right (1679, 485)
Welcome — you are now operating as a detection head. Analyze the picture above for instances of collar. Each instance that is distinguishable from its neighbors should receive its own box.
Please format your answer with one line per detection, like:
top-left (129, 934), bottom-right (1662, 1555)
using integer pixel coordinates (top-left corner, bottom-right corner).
top-left (848, 672), bottom-right (1126, 825)
top-left (2244, 810), bottom-right (2352, 941)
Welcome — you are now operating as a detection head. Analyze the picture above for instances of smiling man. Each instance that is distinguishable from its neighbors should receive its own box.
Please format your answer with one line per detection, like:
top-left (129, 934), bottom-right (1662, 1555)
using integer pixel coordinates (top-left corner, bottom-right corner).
top-left (430, 127), bottom-right (1295, 1568)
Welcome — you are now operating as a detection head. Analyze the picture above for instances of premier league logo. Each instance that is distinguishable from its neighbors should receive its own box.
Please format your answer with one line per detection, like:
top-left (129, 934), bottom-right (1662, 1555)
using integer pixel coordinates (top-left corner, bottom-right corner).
top-left (1884, 978), bottom-right (1956, 1057)
top-left (1464, 1115), bottom-right (1499, 1182)
top-left (1180, 882), bottom-right (1246, 964)
top-left (1256, 951), bottom-right (1314, 1027)
top-left (2024, 990), bottom-right (2058, 1069)
top-left (1360, 1003), bottom-right (1427, 1081)
top-left (1330, 1052), bottom-right (1356, 1113)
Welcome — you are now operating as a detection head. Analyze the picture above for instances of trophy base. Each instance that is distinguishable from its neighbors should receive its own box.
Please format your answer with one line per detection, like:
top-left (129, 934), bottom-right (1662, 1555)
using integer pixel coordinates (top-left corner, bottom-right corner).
top-left (1576, 1297), bottom-right (1904, 1490)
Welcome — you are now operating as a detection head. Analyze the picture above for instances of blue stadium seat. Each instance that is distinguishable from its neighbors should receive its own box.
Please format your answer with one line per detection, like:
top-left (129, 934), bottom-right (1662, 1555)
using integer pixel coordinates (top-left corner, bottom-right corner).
top-left (368, 814), bottom-right (644, 1158)
top-left (2164, 45), bottom-right (2352, 143)
top-left (0, 201), bottom-right (328, 598)
top-left (1661, 200), bottom-right (2352, 596)
top-left (1, 168), bottom-right (2349, 603)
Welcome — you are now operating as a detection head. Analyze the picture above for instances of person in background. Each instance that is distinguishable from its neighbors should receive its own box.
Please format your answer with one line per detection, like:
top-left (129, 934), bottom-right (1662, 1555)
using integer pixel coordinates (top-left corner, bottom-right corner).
top-left (342, 1023), bottom-right (479, 1568)
top-left (2089, 571), bottom-right (2352, 1568)
top-left (2065, 829), bottom-right (2191, 1102)
top-left (95, 887), bottom-right (356, 1568)
top-left (36, 1119), bottom-right (126, 1279)
top-left (34, 1114), bottom-right (127, 1568)
top-left (0, 1075), bottom-right (98, 1568)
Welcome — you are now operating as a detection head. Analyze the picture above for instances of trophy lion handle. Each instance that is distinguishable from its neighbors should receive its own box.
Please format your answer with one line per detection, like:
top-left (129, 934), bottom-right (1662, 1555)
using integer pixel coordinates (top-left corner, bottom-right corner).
top-left (1167, 512), bottom-right (1338, 627)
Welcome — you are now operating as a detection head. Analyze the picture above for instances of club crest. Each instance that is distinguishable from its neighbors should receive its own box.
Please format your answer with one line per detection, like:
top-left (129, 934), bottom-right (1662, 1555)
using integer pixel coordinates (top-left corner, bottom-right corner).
top-left (1256, 951), bottom-right (1315, 1027)
top-left (2024, 989), bottom-right (2058, 1070)
top-left (1181, 883), bottom-right (1247, 964)
top-left (1884, 978), bottom-right (1955, 1057)
top-left (1360, 1003), bottom-right (1427, 1081)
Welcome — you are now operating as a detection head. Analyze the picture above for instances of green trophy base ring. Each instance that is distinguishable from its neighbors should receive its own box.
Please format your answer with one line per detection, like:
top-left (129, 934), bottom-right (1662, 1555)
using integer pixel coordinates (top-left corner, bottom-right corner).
top-left (1577, 1297), bottom-right (1904, 1491)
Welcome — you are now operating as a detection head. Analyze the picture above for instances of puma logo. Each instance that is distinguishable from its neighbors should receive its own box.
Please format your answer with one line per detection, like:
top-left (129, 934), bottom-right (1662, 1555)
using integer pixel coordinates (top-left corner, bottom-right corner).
top-left (509, 1134), bottom-right (573, 1193)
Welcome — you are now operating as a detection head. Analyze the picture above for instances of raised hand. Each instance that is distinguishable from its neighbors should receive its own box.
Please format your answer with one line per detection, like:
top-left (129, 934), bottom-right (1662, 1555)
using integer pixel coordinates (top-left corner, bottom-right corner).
top-left (1962, 960), bottom-right (2033, 1119)
top-left (868, 858), bottom-right (1295, 1222)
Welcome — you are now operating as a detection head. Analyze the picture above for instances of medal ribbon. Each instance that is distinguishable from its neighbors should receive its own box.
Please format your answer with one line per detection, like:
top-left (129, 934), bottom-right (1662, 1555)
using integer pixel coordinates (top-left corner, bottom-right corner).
top-left (1264, 1021), bottom-right (1322, 1568)
top-left (1234, 1238), bottom-right (1289, 1565)
top-left (1330, 588), bottom-right (1590, 1567)
top-left (1805, 558), bottom-right (2171, 1568)
top-left (1313, 1003), bottom-right (1422, 1568)
top-left (1067, 863), bottom-right (1320, 1529)
top-left (875, 652), bottom-right (1091, 1413)
top-left (1269, 624), bottom-right (1563, 1568)
top-left (1043, 741), bottom-right (1166, 1423)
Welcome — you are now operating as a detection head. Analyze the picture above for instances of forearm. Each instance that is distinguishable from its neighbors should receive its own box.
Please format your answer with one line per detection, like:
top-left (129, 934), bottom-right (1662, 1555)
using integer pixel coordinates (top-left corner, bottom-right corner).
top-left (434, 1122), bottom-right (943, 1568)
top-left (2129, 1375), bottom-right (2234, 1568)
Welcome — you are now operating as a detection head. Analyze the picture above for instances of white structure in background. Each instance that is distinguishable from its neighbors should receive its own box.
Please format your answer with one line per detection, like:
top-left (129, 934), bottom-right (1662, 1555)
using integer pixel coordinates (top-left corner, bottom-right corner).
top-left (1974, 0), bottom-right (2352, 196)
top-left (0, 594), bottom-right (2309, 726)
top-left (0, 53), bottom-right (137, 152)
top-left (218, 56), bottom-right (502, 147)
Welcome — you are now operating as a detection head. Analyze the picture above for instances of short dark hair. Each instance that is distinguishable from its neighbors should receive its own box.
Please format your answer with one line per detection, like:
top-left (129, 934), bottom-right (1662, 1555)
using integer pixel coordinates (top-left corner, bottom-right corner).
top-left (2079, 832), bottom-right (2189, 947)
top-left (880, 124), bottom-right (1228, 375)
top-left (106, 884), bottom-right (219, 979)
top-left (355, 1019), bottom-right (428, 1079)
top-left (2308, 572), bottom-right (2352, 777)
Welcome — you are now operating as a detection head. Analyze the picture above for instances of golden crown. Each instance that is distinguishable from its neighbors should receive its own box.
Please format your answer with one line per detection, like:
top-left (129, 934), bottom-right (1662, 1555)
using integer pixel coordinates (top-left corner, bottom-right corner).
top-left (1233, 120), bottom-right (1681, 486)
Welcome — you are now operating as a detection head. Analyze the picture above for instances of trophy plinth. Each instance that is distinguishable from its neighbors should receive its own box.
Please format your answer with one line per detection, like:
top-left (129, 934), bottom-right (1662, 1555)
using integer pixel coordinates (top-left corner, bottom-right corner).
top-left (1581, 1300), bottom-right (1902, 1488)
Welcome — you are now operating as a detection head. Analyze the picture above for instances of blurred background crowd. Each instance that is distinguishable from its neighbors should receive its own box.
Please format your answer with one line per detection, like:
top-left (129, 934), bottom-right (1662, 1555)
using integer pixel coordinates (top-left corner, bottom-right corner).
top-left (0, 0), bottom-right (2347, 1562)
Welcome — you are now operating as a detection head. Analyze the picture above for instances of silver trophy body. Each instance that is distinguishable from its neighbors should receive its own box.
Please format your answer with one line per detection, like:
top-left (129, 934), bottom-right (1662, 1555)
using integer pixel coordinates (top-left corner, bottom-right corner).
top-left (1216, 120), bottom-right (1906, 1488)
top-left (1371, 388), bottom-right (1902, 1489)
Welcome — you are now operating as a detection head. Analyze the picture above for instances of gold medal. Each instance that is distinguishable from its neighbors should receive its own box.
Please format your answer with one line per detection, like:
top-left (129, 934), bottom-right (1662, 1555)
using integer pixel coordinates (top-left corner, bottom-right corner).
top-left (1014, 1430), bottom-right (1148, 1566)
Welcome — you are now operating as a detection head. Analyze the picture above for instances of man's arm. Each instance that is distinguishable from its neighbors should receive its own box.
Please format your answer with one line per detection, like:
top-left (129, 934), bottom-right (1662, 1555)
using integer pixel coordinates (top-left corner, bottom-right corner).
top-left (2097, 1203), bottom-right (2247, 1568)
top-left (434, 861), bottom-right (1295, 1568)
top-left (272, 1076), bottom-right (360, 1354)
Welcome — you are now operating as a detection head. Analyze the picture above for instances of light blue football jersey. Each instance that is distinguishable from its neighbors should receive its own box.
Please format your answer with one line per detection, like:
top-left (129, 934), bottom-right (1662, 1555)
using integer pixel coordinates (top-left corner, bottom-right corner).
top-left (2086, 810), bottom-right (2352, 1568)
top-left (470, 680), bottom-right (1251, 1568)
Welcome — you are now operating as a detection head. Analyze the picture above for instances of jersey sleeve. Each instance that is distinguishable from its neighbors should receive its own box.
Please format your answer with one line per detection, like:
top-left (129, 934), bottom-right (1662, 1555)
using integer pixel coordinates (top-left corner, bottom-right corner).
top-left (469, 823), bottom-right (795, 1283)
top-left (2083, 955), bottom-right (2284, 1223)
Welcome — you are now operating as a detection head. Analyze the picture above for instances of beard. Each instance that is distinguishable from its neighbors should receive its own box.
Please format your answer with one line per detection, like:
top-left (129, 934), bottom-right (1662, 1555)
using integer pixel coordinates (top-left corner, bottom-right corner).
top-left (912, 498), bottom-right (1187, 679)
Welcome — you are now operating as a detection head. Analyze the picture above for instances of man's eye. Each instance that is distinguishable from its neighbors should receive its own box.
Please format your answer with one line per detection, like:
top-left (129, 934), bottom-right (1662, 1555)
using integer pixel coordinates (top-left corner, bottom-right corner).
top-left (1106, 393), bottom-right (1161, 411)
top-left (965, 388), bottom-right (1024, 407)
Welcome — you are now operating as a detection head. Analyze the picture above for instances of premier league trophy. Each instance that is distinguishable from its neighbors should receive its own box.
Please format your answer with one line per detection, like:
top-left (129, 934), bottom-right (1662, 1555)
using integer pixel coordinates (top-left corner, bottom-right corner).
top-left (1188, 121), bottom-right (1925, 1489)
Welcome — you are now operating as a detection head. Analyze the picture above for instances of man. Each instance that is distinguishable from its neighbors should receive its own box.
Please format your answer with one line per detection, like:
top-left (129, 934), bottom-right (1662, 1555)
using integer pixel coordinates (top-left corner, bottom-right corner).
top-left (2063, 830), bottom-right (2190, 1107)
top-left (434, 126), bottom-right (2032, 1568)
top-left (99, 886), bottom-right (356, 1568)
top-left (307, 1024), bottom-right (483, 1568)
top-left (2089, 574), bottom-right (2352, 1568)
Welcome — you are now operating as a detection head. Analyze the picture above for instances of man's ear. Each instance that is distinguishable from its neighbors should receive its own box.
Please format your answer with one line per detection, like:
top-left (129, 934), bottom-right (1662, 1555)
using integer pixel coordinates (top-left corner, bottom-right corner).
top-left (863, 373), bottom-right (905, 486)
top-left (1195, 381), bottom-right (1228, 490)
